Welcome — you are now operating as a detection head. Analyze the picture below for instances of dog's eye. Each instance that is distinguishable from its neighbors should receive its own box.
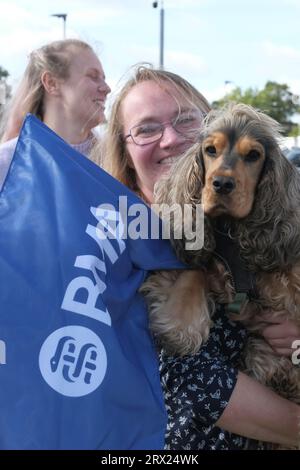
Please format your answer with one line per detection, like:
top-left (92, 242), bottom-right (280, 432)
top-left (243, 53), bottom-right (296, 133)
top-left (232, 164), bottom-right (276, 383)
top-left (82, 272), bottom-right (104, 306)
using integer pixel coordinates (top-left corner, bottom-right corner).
top-left (245, 149), bottom-right (261, 162)
top-left (205, 145), bottom-right (217, 156)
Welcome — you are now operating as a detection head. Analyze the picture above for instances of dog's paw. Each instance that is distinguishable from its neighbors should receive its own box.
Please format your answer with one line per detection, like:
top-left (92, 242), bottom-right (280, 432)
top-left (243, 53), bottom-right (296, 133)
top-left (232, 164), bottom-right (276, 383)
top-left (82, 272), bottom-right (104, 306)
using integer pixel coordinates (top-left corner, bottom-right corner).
top-left (143, 270), bottom-right (214, 356)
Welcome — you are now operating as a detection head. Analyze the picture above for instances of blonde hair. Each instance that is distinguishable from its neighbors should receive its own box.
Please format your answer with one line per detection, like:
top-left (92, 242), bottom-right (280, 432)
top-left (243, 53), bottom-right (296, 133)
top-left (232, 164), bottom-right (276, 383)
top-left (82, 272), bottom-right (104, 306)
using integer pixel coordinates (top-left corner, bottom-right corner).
top-left (98, 65), bottom-right (211, 197)
top-left (1, 39), bottom-right (93, 142)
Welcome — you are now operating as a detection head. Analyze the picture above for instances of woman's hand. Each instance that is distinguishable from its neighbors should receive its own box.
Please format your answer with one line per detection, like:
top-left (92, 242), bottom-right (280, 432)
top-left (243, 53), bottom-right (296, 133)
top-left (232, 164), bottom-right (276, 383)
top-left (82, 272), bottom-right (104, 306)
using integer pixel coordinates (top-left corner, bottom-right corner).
top-left (261, 311), bottom-right (300, 357)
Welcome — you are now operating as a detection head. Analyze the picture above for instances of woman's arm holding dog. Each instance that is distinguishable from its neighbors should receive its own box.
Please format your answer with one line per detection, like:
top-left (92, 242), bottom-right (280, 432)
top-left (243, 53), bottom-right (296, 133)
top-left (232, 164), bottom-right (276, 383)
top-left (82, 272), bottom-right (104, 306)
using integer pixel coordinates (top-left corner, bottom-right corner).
top-left (217, 371), bottom-right (300, 447)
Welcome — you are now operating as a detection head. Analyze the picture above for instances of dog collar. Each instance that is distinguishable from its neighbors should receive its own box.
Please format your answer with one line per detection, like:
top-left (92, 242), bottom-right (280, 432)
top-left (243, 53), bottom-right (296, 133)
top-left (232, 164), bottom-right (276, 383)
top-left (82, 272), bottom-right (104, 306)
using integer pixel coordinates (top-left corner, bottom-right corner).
top-left (213, 227), bottom-right (258, 301)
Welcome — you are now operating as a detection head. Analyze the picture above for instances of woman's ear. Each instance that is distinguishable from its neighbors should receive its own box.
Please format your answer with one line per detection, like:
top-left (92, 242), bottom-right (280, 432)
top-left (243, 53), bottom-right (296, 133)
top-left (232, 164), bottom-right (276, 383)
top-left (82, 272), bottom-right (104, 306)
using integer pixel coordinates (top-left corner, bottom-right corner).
top-left (41, 71), bottom-right (61, 96)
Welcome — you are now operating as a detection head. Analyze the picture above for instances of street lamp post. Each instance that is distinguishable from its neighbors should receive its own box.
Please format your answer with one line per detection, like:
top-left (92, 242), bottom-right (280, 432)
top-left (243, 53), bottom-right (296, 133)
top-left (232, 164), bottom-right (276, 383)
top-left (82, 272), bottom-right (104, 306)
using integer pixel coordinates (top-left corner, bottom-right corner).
top-left (152, 1), bottom-right (164, 69)
top-left (51, 13), bottom-right (67, 39)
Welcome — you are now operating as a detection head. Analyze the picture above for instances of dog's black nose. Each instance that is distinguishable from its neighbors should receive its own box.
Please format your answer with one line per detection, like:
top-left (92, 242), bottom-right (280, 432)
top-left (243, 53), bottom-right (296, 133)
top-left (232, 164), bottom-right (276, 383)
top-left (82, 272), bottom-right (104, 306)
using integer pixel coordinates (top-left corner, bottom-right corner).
top-left (212, 176), bottom-right (236, 194)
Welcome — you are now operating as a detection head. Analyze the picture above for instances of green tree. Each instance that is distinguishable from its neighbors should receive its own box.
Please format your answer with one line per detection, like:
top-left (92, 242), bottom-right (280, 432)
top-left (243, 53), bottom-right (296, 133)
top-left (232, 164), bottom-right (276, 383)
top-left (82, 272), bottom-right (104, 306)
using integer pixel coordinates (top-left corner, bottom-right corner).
top-left (212, 81), bottom-right (300, 136)
top-left (0, 66), bottom-right (9, 80)
top-left (0, 65), bottom-right (11, 136)
top-left (0, 65), bottom-right (11, 104)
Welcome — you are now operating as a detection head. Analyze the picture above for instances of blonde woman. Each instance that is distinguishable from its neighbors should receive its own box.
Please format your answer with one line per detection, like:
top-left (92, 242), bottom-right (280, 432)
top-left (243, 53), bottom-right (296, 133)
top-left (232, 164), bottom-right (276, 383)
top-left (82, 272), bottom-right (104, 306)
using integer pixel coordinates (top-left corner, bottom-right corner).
top-left (98, 65), bottom-right (300, 450)
top-left (0, 38), bottom-right (110, 189)
top-left (100, 66), bottom-right (210, 202)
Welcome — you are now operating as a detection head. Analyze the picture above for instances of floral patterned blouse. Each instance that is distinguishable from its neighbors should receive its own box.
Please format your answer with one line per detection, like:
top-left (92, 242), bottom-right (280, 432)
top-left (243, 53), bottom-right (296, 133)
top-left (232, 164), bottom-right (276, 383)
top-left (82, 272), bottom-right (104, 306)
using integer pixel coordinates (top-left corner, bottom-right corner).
top-left (157, 304), bottom-right (268, 450)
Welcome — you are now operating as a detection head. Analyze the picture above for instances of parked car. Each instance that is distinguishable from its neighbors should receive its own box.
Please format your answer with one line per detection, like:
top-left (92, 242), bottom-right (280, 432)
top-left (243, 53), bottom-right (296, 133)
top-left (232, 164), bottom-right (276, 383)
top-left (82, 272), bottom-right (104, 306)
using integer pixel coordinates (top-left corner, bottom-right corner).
top-left (286, 147), bottom-right (300, 168)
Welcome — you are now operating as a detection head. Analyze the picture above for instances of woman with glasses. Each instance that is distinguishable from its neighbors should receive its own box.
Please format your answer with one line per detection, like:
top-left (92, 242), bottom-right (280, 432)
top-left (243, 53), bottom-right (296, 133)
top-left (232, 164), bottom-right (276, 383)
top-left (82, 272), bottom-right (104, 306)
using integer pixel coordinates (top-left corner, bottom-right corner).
top-left (97, 65), bottom-right (300, 450)
top-left (101, 66), bottom-right (209, 204)
top-left (0, 38), bottom-right (111, 190)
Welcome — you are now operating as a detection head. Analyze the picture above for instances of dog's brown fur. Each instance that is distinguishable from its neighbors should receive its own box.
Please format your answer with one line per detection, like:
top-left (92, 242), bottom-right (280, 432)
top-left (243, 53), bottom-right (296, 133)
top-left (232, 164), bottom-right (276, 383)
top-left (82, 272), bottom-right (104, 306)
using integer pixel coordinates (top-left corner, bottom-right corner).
top-left (141, 104), bottom-right (300, 411)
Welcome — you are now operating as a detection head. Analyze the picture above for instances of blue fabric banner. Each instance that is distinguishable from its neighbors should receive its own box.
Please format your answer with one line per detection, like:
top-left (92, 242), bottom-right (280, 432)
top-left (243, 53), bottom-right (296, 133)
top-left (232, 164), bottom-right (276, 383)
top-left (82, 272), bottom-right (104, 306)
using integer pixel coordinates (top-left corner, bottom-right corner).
top-left (0, 115), bottom-right (182, 449)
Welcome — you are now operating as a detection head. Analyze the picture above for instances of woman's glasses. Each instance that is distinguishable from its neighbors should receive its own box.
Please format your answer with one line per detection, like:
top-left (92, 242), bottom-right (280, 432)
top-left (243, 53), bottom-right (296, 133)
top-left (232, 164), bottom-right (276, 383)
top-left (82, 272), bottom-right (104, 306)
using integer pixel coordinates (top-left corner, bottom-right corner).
top-left (124, 111), bottom-right (203, 146)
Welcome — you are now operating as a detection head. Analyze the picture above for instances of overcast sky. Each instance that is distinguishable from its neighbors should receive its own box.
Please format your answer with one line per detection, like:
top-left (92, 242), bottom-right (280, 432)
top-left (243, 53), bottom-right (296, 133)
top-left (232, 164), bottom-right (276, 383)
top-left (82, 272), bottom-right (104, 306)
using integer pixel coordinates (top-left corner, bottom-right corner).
top-left (1, 0), bottom-right (299, 106)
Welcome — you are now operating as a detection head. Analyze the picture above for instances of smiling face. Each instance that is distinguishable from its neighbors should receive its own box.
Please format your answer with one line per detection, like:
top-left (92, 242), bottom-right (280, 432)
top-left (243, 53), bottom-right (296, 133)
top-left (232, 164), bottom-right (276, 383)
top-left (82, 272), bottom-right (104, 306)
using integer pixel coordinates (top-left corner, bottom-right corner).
top-left (59, 47), bottom-right (111, 132)
top-left (121, 80), bottom-right (202, 203)
top-left (201, 130), bottom-right (266, 218)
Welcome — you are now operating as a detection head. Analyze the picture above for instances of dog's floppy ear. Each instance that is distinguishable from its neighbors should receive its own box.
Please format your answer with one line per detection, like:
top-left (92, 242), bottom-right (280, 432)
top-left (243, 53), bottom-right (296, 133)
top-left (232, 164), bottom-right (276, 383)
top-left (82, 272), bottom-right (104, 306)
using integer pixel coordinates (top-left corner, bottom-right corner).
top-left (238, 145), bottom-right (300, 271)
top-left (154, 143), bottom-right (215, 266)
top-left (154, 143), bottom-right (203, 206)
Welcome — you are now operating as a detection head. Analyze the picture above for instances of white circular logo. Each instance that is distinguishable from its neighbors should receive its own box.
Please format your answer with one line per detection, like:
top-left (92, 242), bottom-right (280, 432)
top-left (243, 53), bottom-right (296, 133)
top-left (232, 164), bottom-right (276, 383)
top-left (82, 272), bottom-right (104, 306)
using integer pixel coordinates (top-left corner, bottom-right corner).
top-left (39, 326), bottom-right (107, 397)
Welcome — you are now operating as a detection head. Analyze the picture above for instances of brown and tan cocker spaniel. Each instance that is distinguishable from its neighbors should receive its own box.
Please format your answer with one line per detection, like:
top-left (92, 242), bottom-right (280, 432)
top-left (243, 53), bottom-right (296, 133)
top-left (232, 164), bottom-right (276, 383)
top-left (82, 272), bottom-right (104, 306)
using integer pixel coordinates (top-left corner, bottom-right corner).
top-left (141, 103), bottom-right (300, 405)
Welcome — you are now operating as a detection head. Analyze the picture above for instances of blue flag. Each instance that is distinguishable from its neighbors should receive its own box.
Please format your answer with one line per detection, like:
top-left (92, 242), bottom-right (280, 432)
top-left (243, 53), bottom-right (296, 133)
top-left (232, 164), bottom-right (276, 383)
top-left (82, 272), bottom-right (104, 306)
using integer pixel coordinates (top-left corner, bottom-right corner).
top-left (0, 115), bottom-right (183, 450)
